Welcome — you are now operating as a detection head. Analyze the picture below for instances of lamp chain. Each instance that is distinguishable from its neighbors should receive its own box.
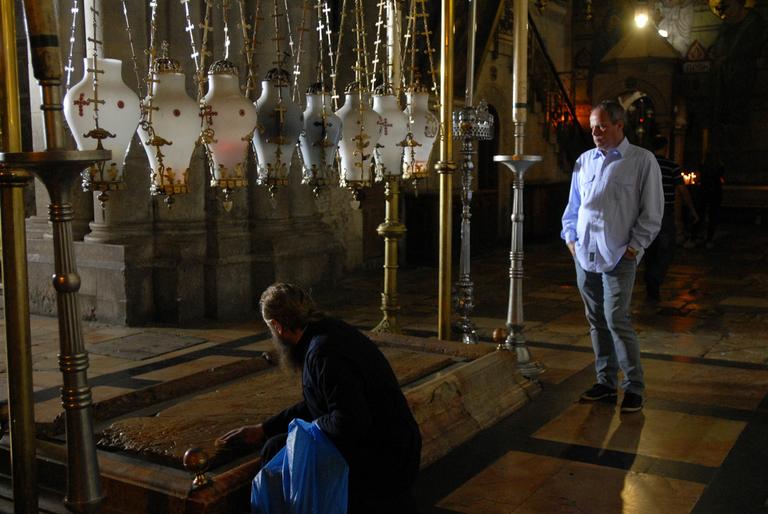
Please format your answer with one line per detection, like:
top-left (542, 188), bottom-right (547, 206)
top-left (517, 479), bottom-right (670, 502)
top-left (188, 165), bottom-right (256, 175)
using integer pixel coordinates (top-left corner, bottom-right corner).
top-left (222, 0), bottom-right (232, 60)
top-left (238, 0), bottom-right (262, 99)
top-left (371, 0), bottom-right (388, 92)
top-left (64, 0), bottom-right (81, 91)
top-left (332, 0), bottom-right (349, 110)
top-left (291, 0), bottom-right (312, 102)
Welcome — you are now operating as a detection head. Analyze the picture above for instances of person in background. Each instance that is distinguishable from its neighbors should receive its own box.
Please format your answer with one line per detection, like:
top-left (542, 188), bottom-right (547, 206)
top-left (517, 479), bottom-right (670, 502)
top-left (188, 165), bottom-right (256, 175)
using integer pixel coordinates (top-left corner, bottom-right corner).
top-left (645, 134), bottom-right (699, 301)
top-left (561, 100), bottom-right (664, 413)
top-left (217, 283), bottom-right (422, 514)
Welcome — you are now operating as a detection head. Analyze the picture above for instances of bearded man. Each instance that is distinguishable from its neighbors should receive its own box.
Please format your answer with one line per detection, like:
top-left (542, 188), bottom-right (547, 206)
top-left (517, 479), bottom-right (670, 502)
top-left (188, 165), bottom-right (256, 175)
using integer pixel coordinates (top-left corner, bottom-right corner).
top-left (217, 283), bottom-right (421, 514)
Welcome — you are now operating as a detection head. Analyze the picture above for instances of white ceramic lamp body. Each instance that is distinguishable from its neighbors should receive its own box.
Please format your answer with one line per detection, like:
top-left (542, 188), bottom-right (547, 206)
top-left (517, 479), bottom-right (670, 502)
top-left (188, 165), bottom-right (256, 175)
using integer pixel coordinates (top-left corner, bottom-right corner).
top-left (200, 61), bottom-right (257, 189)
top-left (336, 86), bottom-right (381, 189)
top-left (63, 57), bottom-right (141, 190)
top-left (299, 89), bottom-right (342, 189)
top-left (137, 64), bottom-right (199, 197)
top-left (252, 69), bottom-right (302, 192)
top-left (372, 92), bottom-right (408, 179)
top-left (403, 89), bottom-right (438, 180)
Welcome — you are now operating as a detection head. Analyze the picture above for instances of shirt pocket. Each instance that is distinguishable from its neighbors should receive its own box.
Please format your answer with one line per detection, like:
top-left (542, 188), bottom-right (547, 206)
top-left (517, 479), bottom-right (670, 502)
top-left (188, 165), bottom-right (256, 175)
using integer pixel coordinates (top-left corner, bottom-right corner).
top-left (610, 174), bottom-right (638, 217)
top-left (580, 172), bottom-right (596, 200)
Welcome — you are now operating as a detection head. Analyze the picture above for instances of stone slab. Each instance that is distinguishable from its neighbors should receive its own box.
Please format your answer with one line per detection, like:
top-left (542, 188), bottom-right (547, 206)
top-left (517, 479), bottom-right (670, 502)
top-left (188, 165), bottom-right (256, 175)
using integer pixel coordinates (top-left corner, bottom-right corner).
top-left (89, 332), bottom-right (207, 361)
top-left (96, 347), bottom-right (455, 468)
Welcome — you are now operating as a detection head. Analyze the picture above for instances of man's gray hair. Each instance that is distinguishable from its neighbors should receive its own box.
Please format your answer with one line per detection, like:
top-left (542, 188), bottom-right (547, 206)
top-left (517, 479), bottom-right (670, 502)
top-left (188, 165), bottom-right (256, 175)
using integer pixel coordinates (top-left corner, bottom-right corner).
top-left (593, 100), bottom-right (626, 125)
top-left (260, 282), bottom-right (323, 330)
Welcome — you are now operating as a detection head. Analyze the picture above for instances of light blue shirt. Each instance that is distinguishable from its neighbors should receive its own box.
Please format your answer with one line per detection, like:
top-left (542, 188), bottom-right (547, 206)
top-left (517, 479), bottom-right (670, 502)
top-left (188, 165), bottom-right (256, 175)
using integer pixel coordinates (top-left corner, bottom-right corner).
top-left (561, 137), bottom-right (664, 273)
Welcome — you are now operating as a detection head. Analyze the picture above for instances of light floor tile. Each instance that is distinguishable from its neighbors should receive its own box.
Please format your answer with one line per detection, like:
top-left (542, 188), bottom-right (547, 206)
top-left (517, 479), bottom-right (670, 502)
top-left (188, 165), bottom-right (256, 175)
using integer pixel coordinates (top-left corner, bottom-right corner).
top-left (534, 403), bottom-right (745, 468)
top-left (644, 359), bottom-right (768, 411)
top-left (438, 450), bottom-right (704, 514)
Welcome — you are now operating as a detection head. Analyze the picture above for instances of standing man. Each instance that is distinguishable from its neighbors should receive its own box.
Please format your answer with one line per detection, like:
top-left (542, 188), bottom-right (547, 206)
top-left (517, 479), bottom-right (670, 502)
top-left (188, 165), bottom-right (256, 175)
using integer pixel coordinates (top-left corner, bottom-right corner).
top-left (561, 100), bottom-right (664, 413)
top-left (645, 134), bottom-right (699, 301)
top-left (217, 283), bottom-right (422, 513)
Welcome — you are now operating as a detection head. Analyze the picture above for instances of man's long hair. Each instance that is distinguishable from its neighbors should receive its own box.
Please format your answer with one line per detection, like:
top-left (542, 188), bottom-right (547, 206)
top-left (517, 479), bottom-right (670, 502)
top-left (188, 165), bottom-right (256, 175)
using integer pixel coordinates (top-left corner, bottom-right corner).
top-left (260, 282), bottom-right (324, 330)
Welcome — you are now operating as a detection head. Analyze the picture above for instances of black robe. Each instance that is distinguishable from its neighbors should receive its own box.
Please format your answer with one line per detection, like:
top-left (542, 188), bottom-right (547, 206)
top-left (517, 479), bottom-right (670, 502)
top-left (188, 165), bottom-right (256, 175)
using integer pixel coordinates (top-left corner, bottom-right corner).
top-left (262, 317), bottom-right (421, 513)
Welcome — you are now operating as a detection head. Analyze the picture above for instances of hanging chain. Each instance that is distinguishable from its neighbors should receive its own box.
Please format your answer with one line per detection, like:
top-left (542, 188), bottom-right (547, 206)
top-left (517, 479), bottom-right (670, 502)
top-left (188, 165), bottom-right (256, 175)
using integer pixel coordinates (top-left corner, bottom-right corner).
top-left (371, 0), bottom-right (387, 92)
top-left (332, 0), bottom-right (348, 110)
top-left (418, 0), bottom-right (438, 94)
top-left (222, 0), bottom-right (231, 59)
top-left (403, 0), bottom-right (417, 91)
top-left (83, 2), bottom-right (110, 144)
top-left (238, 0), bottom-right (258, 99)
top-left (271, 0), bottom-right (286, 69)
top-left (320, 0), bottom-right (339, 110)
top-left (291, 0), bottom-right (311, 101)
top-left (180, 0), bottom-right (200, 72)
top-left (119, 0), bottom-right (146, 98)
top-left (64, 0), bottom-right (80, 91)
top-left (197, 0), bottom-right (215, 101)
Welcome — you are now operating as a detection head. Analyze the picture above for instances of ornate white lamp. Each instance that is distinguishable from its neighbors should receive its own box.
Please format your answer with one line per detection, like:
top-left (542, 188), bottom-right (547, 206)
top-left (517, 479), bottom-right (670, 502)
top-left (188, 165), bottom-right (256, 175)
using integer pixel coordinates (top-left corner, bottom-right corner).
top-left (336, 81), bottom-right (382, 197)
top-left (299, 82), bottom-right (342, 195)
top-left (200, 59), bottom-right (258, 209)
top-left (63, 57), bottom-right (141, 202)
top-left (402, 81), bottom-right (438, 181)
top-left (372, 83), bottom-right (408, 180)
top-left (136, 45), bottom-right (199, 204)
top-left (252, 67), bottom-right (302, 196)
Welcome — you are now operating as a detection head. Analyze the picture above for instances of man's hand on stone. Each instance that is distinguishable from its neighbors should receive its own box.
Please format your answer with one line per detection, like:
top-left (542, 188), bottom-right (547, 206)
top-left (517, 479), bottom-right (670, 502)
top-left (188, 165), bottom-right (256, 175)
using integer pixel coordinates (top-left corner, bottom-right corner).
top-left (215, 424), bottom-right (266, 448)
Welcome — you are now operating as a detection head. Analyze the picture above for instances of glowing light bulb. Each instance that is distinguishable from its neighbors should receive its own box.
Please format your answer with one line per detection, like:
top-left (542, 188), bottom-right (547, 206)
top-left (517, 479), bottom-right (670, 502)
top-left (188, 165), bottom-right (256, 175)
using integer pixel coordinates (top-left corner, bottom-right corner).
top-left (658, 28), bottom-right (669, 38)
top-left (635, 11), bottom-right (649, 28)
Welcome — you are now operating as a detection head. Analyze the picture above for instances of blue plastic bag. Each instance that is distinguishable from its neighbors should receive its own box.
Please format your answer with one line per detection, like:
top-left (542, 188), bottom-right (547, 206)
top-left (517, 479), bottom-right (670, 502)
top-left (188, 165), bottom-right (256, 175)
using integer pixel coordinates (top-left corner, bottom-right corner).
top-left (251, 446), bottom-right (288, 514)
top-left (251, 419), bottom-right (349, 514)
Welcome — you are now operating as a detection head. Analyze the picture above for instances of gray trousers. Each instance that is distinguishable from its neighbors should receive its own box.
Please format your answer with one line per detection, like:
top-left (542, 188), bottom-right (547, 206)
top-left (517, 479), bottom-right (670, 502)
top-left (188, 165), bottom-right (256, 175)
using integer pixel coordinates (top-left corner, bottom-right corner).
top-left (574, 256), bottom-right (645, 395)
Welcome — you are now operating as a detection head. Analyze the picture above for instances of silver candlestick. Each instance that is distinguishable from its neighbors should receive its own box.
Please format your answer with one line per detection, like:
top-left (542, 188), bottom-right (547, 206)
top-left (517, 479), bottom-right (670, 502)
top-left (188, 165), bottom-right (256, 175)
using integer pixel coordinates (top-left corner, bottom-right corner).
top-left (452, 101), bottom-right (493, 344)
top-left (494, 155), bottom-right (545, 379)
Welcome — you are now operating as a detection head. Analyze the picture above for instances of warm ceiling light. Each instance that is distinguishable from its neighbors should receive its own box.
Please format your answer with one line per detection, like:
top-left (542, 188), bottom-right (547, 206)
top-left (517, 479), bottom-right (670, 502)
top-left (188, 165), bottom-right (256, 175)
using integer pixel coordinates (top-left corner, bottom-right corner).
top-left (635, 10), bottom-right (649, 28)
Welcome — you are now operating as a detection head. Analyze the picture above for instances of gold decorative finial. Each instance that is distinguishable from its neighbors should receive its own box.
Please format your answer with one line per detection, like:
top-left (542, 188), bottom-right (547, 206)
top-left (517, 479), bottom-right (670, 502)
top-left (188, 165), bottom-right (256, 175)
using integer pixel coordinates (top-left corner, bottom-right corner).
top-left (183, 447), bottom-right (212, 490)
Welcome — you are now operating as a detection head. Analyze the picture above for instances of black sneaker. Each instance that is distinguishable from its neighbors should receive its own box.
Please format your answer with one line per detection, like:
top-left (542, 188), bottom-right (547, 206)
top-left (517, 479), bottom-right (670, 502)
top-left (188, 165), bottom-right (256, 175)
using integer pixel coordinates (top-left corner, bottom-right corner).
top-left (621, 392), bottom-right (643, 412)
top-left (580, 384), bottom-right (617, 401)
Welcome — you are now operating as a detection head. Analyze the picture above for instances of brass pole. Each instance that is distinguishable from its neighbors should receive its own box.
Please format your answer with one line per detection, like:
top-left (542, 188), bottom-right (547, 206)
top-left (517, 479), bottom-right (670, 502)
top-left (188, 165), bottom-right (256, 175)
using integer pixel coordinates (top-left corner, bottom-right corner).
top-left (0, 0), bottom-right (39, 511)
top-left (373, 177), bottom-right (405, 334)
top-left (3, 1), bottom-right (109, 512)
top-left (437, 0), bottom-right (455, 340)
top-left (373, 1), bottom-right (405, 335)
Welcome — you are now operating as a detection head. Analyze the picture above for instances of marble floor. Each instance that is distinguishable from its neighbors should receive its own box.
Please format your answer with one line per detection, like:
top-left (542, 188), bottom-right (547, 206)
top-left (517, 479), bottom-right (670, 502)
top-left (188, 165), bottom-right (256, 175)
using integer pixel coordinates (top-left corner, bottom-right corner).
top-left (1, 221), bottom-right (767, 513)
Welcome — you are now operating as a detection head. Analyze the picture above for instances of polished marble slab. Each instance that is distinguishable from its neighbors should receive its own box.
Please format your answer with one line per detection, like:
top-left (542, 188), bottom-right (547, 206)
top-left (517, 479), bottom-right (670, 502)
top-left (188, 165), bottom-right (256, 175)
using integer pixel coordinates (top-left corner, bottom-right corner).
top-left (533, 403), bottom-right (746, 468)
top-left (643, 359), bottom-right (768, 411)
top-left (437, 450), bottom-right (704, 514)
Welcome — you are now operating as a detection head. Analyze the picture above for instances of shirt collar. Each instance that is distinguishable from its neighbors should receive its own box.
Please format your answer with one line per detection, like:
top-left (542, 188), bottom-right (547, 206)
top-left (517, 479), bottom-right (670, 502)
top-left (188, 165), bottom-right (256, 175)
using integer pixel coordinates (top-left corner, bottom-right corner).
top-left (592, 137), bottom-right (629, 159)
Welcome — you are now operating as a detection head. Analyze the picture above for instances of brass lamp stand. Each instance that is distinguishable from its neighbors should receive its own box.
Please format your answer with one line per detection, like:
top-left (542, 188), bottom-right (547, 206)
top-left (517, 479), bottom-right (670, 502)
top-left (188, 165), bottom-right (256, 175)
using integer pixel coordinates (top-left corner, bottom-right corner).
top-left (372, 177), bottom-right (406, 334)
top-left (0, 1), bottom-right (110, 512)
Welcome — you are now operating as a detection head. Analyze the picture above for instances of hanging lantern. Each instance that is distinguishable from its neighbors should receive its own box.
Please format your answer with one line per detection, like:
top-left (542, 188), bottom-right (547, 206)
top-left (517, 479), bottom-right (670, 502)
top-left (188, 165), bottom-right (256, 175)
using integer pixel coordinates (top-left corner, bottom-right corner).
top-left (372, 83), bottom-right (409, 180)
top-left (200, 60), bottom-right (258, 206)
top-left (252, 68), bottom-right (303, 196)
top-left (136, 50), bottom-right (199, 204)
top-left (63, 57), bottom-right (141, 196)
top-left (299, 82), bottom-right (343, 194)
top-left (402, 81), bottom-right (438, 181)
top-left (336, 81), bottom-right (382, 195)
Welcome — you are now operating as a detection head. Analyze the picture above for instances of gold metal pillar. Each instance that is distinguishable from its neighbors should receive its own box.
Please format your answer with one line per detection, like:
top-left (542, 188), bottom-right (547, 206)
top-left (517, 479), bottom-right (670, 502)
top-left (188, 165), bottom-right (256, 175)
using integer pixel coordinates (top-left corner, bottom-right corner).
top-left (372, 177), bottom-right (406, 334)
top-left (1, 1), bottom-right (110, 512)
top-left (437, 0), bottom-right (455, 340)
top-left (0, 0), bottom-right (38, 511)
